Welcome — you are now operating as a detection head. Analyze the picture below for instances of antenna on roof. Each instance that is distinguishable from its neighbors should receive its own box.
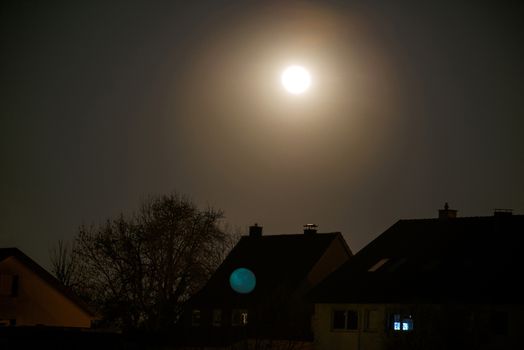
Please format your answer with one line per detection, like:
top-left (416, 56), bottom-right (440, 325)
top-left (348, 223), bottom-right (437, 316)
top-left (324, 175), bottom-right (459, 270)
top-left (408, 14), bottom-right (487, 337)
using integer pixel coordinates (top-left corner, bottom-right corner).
top-left (438, 202), bottom-right (457, 219)
top-left (494, 209), bottom-right (513, 217)
top-left (249, 223), bottom-right (263, 237)
top-left (303, 224), bottom-right (318, 235)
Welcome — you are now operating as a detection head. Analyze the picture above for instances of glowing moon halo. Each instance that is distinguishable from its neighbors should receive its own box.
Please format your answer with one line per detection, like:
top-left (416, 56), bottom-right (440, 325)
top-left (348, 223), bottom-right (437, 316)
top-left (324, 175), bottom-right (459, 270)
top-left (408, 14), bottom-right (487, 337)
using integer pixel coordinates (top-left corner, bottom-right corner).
top-left (281, 65), bottom-right (311, 95)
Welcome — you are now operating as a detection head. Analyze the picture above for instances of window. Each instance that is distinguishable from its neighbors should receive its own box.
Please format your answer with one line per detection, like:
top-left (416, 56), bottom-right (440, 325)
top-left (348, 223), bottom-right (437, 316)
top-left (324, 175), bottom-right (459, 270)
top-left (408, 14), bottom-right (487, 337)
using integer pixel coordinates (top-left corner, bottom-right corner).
top-left (365, 310), bottom-right (380, 332)
top-left (212, 309), bottom-right (222, 327)
top-left (332, 310), bottom-right (359, 331)
top-left (386, 258), bottom-right (408, 272)
top-left (0, 274), bottom-right (18, 297)
top-left (333, 310), bottom-right (346, 329)
top-left (232, 309), bottom-right (248, 326)
top-left (490, 310), bottom-right (508, 336)
top-left (390, 313), bottom-right (413, 331)
top-left (368, 259), bottom-right (390, 272)
top-left (0, 319), bottom-right (16, 327)
top-left (11, 276), bottom-right (18, 297)
top-left (191, 309), bottom-right (201, 326)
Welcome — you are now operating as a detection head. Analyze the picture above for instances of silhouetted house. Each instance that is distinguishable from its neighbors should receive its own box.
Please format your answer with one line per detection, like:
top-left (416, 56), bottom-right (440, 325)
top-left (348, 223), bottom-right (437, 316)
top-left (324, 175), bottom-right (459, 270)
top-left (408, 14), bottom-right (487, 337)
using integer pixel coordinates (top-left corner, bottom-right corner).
top-left (0, 247), bottom-right (97, 328)
top-left (185, 224), bottom-right (352, 348)
top-left (310, 206), bottom-right (524, 350)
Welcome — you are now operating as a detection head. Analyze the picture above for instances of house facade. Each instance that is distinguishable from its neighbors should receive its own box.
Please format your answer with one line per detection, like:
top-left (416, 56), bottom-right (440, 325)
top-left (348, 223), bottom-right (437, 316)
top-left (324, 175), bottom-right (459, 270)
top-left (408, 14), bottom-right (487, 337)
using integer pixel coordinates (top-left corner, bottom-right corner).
top-left (0, 248), bottom-right (96, 328)
top-left (313, 303), bottom-right (522, 350)
top-left (311, 206), bottom-right (524, 350)
top-left (184, 224), bottom-right (353, 348)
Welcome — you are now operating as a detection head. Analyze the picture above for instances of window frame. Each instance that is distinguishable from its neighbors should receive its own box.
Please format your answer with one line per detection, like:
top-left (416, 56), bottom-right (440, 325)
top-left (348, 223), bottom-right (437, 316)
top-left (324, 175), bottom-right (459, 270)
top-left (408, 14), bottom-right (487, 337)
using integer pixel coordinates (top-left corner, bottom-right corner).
top-left (232, 309), bottom-right (248, 327)
top-left (364, 309), bottom-right (380, 333)
top-left (368, 258), bottom-right (390, 272)
top-left (331, 309), bottom-right (360, 332)
top-left (490, 310), bottom-right (509, 336)
top-left (191, 309), bottom-right (201, 327)
top-left (0, 274), bottom-right (16, 297)
top-left (212, 309), bottom-right (222, 327)
top-left (389, 312), bottom-right (414, 332)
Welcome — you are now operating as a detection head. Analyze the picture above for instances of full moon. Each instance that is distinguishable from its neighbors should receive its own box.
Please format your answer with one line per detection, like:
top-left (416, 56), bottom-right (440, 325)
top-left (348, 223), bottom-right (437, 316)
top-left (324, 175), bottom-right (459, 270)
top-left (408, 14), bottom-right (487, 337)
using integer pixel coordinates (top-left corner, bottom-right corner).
top-left (281, 65), bottom-right (311, 95)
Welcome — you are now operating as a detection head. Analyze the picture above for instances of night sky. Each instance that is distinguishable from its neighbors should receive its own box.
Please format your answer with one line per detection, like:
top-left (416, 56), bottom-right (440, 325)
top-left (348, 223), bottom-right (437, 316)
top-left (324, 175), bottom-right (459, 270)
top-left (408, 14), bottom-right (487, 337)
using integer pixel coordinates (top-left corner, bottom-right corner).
top-left (2, 1), bottom-right (524, 267)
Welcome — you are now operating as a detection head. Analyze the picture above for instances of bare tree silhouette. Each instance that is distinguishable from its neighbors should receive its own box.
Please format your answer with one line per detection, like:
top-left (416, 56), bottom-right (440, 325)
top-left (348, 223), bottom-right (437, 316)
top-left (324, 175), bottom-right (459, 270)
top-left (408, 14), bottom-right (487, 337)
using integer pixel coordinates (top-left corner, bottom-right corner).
top-left (51, 193), bottom-right (237, 332)
top-left (50, 239), bottom-right (77, 288)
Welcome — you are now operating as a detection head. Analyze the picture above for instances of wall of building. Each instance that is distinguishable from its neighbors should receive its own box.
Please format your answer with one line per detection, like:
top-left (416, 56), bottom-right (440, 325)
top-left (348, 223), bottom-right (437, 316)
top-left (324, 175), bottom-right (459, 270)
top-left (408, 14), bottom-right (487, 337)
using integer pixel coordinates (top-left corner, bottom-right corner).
top-left (314, 303), bottom-right (524, 350)
top-left (313, 303), bottom-right (387, 350)
top-left (0, 256), bottom-right (93, 327)
top-left (306, 237), bottom-right (351, 288)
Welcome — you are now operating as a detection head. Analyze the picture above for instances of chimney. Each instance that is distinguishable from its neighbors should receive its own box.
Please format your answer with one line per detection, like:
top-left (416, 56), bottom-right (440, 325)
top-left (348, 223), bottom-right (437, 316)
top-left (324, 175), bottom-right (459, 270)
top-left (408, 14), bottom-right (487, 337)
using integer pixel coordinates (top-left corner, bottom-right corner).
top-left (494, 209), bottom-right (513, 217)
top-left (303, 224), bottom-right (318, 235)
top-left (249, 223), bottom-right (262, 237)
top-left (438, 202), bottom-right (457, 219)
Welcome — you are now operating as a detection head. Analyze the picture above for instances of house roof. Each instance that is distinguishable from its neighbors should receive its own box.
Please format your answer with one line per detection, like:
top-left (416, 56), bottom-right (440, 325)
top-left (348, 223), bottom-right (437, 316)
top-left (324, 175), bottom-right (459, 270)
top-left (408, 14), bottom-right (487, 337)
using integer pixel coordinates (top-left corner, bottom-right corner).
top-left (191, 232), bottom-right (351, 306)
top-left (0, 247), bottom-right (97, 317)
top-left (310, 214), bottom-right (524, 304)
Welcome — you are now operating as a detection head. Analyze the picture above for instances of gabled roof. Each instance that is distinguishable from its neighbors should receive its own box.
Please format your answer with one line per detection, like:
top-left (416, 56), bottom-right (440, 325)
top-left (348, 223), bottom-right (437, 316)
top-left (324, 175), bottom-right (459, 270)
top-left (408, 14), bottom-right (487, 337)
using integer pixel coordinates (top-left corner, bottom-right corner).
top-left (310, 215), bottom-right (524, 304)
top-left (0, 247), bottom-right (97, 317)
top-left (192, 232), bottom-right (350, 306)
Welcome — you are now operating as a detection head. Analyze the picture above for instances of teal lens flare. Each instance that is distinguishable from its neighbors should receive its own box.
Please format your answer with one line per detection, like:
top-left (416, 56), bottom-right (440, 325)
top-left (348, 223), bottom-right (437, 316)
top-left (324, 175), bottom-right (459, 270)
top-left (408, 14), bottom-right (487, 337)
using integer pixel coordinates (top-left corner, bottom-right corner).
top-left (229, 268), bottom-right (256, 294)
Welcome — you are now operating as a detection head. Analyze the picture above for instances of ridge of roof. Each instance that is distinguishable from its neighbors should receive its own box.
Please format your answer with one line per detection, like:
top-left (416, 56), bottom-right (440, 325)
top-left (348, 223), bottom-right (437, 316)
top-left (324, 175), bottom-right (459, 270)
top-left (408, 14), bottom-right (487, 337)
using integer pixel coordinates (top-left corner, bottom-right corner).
top-left (0, 247), bottom-right (97, 318)
top-left (309, 215), bottom-right (524, 303)
top-left (191, 232), bottom-right (345, 305)
top-left (240, 232), bottom-right (341, 238)
top-left (398, 214), bottom-right (524, 222)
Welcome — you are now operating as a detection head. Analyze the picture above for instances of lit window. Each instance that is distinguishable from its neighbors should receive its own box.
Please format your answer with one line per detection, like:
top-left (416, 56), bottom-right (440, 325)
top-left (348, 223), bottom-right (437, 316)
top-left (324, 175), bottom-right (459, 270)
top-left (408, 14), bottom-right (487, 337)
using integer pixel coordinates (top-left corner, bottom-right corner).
top-left (368, 259), bottom-right (390, 272)
top-left (191, 310), bottom-right (201, 326)
top-left (212, 309), bottom-right (222, 327)
top-left (232, 309), bottom-right (248, 326)
top-left (332, 310), bottom-right (359, 331)
top-left (390, 314), bottom-right (413, 331)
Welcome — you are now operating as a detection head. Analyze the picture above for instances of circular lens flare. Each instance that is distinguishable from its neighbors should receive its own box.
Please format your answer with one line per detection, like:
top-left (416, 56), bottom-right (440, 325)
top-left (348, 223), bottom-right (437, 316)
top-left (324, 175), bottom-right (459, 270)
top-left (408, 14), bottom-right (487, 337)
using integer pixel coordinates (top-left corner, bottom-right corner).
top-left (281, 65), bottom-right (311, 94)
top-left (229, 268), bottom-right (256, 294)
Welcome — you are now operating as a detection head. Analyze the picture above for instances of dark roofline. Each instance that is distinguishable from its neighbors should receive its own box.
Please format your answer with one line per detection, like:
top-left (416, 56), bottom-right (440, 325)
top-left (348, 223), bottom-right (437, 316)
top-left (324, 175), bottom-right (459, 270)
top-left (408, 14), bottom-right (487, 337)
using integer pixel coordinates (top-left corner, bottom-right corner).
top-left (332, 232), bottom-right (353, 257)
top-left (357, 214), bottom-right (524, 255)
top-left (309, 214), bottom-right (524, 303)
top-left (190, 231), bottom-right (349, 305)
top-left (242, 232), bottom-right (342, 237)
top-left (0, 247), bottom-right (97, 318)
top-left (397, 213), bottom-right (522, 222)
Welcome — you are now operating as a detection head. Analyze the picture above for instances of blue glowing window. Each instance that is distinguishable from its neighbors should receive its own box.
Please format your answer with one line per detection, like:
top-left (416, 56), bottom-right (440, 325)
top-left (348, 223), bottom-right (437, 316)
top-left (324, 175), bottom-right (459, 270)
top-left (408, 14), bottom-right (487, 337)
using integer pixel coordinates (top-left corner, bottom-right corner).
top-left (391, 314), bottom-right (413, 331)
